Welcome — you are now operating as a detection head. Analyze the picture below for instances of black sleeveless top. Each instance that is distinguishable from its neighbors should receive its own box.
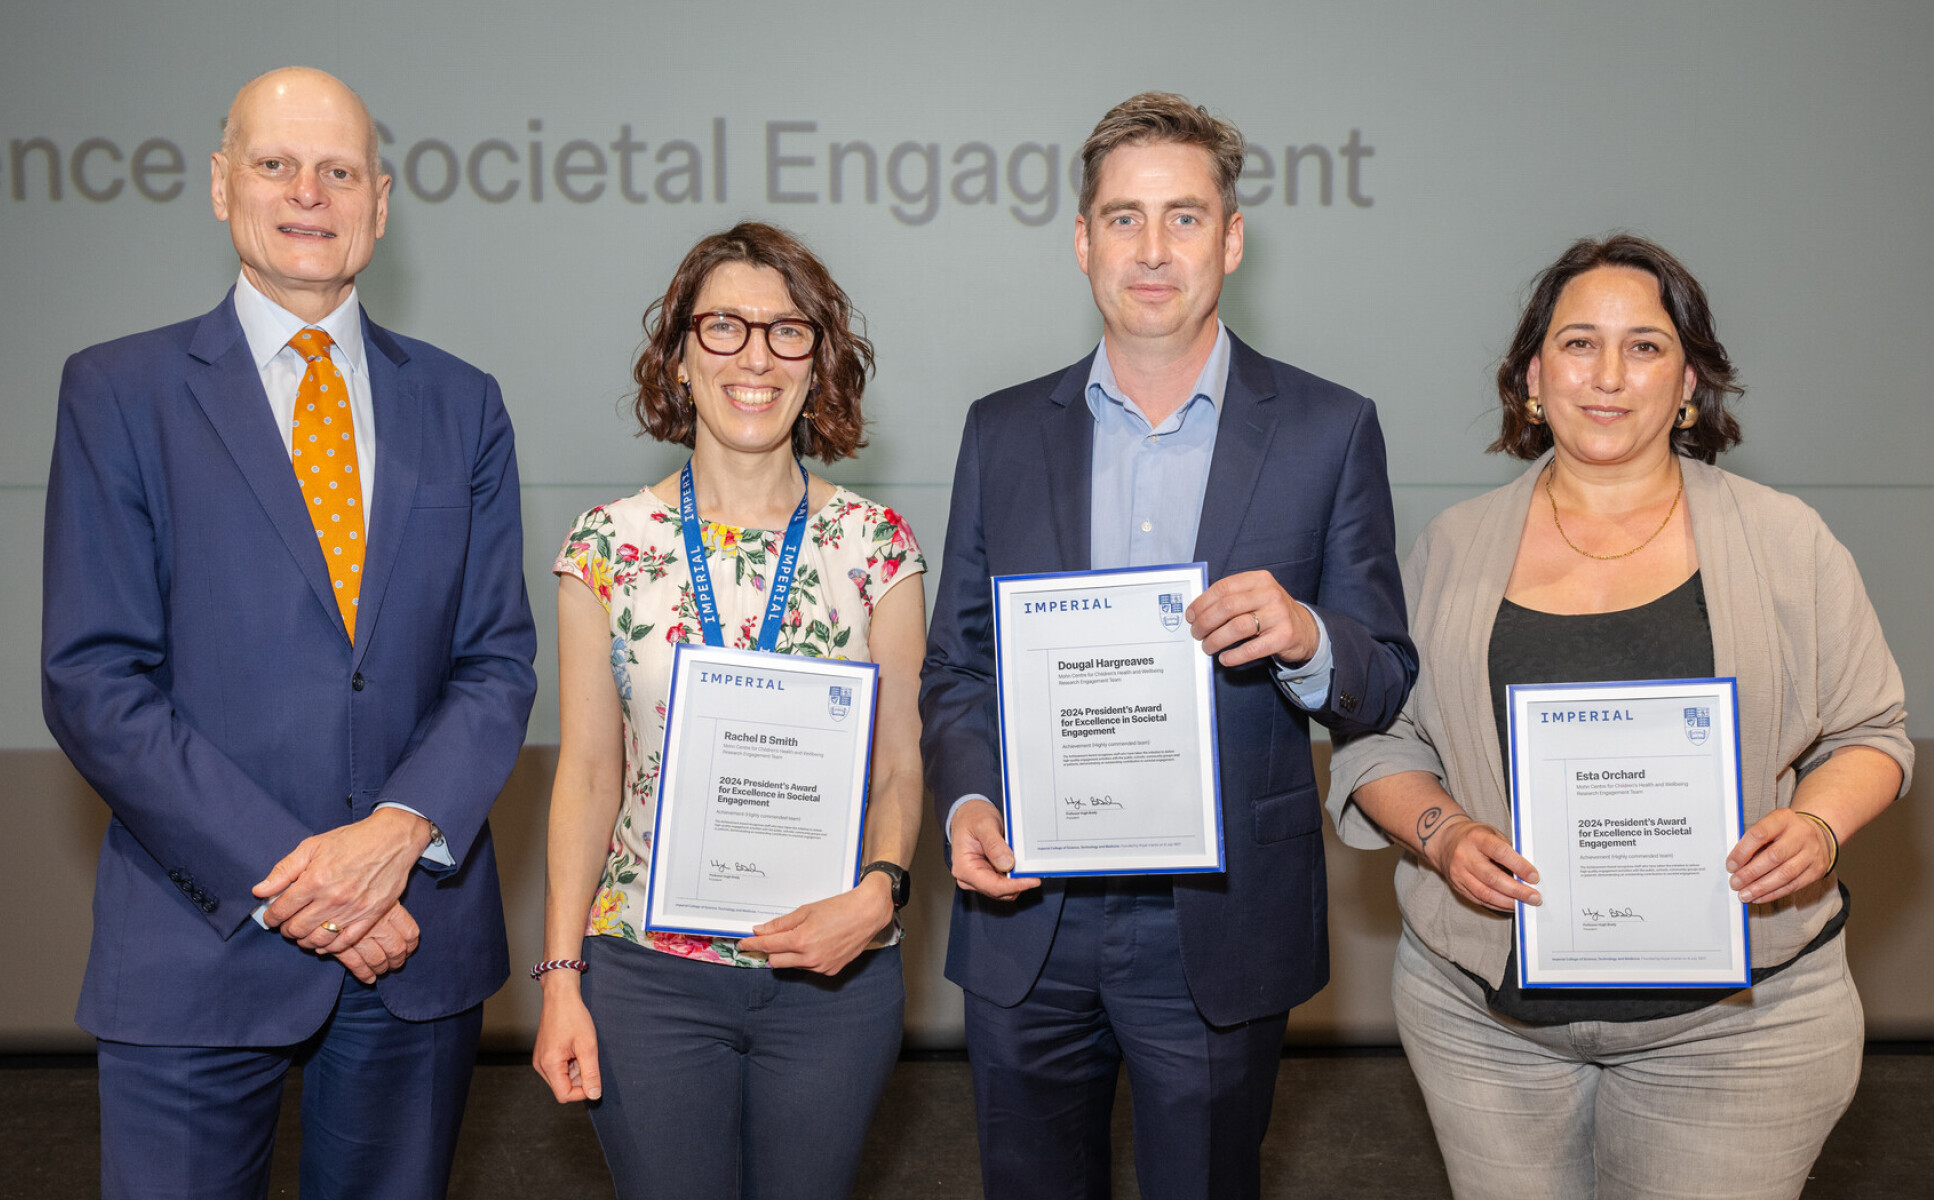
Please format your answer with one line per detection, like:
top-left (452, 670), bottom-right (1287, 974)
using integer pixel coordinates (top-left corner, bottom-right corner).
top-left (1477, 572), bottom-right (1846, 1023)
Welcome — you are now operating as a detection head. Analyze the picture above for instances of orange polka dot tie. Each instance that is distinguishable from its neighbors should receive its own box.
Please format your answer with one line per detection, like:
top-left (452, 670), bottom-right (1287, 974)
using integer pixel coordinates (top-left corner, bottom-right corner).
top-left (288, 328), bottom-right (365, 642)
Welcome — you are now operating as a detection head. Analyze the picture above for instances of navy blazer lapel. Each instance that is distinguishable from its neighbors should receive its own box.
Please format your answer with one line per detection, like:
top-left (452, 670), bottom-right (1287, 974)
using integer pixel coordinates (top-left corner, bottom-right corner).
top-left (1043, 356), bottom-right (1096, 572)
top-left (1191, 333), bottom-right (1280, 573)
top-left (351, 314), bottom-right (419, 670)
top-left (185, 293), bottom-right (348, 640)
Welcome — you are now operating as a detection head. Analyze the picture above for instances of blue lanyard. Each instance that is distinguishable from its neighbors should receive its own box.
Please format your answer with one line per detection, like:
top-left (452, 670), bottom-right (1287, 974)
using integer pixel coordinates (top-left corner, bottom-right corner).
top-left (679, 459), bottom-right (812, 651)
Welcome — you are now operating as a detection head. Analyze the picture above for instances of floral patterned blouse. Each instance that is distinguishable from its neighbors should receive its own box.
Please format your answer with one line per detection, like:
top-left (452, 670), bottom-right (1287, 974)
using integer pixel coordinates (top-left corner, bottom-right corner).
top-left (554, 482), bottom-right (924, 967)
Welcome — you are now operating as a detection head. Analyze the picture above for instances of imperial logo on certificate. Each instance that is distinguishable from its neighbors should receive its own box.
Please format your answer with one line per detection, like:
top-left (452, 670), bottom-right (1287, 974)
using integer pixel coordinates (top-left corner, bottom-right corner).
top-left (993, 564), bottom-right (1224, 877)
top-left (644, 644), bottom-right (879, 938)
top-left (1508, 678), bottom-right (1751, 988)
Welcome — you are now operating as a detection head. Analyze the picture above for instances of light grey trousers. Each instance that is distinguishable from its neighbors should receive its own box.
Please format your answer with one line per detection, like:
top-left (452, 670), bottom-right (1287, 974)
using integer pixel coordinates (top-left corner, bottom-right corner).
top-left (1393, 927), bottom-right (1863, 1200)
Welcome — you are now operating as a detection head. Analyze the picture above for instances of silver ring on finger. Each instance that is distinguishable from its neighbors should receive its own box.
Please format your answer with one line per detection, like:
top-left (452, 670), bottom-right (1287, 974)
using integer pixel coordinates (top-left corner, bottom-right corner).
top-left (1251, 612), bottom-right (1263, 637)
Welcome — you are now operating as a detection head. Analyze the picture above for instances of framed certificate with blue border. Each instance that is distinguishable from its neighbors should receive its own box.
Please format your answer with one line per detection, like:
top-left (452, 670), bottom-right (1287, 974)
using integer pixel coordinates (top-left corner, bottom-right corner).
top-left (643, 643), bottom-right (879, 939)
top-left (993, 563), bottom-right (1224, 877)
top-left (1508, 677), bottom-right (1751, 988)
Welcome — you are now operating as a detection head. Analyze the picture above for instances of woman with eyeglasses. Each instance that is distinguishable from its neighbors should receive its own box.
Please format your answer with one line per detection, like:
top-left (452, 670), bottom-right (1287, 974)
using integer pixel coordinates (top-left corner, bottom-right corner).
top-left (533, 223), bottom-right (926, 1199)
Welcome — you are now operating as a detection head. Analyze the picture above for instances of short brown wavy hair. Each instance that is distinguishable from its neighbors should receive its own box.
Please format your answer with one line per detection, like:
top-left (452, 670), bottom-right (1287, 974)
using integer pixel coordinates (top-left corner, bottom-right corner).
top-left (1493, 233), bottom-right (1743, 464)
top-left (1078, 92), bottom-right (1245, 220)
top-left (632, 222), bottom-right (873, 462)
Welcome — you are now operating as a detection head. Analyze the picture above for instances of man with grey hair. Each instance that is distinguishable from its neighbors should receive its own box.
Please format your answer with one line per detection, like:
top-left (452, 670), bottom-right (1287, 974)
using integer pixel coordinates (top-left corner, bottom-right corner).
top-left (42, 66), bottom-right (535, 1198)
top-left (921, 92), bottom-right (1415, 1198)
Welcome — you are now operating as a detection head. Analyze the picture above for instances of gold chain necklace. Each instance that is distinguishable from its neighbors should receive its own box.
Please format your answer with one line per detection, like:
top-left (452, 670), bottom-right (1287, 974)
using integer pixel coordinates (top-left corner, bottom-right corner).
top-left (1544, 463), bottom-right (1684, 560)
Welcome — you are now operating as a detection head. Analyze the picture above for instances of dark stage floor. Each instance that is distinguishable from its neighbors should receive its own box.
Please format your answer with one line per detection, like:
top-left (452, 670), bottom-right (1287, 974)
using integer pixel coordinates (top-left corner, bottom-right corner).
top-left (3, 1048), bottom-right (1929, 1198)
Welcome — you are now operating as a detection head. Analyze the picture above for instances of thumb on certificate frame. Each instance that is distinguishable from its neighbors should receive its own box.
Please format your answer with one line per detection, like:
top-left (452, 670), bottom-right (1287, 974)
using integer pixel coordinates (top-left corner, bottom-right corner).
top-left (751, 908), bottom-right (809, 938)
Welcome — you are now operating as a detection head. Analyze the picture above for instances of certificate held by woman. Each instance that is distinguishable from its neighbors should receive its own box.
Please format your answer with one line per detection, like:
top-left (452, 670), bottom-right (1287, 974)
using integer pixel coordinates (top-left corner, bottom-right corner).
top-left (646, 643), bottom-right (878, 938)
top-left (644, 459), bottom-right (878, 937)
top-left (1508, 677), bottom-right (1750, 988)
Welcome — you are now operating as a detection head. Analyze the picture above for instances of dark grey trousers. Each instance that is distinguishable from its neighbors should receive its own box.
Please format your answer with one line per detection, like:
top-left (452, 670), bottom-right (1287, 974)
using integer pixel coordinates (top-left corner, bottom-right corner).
top-left (581, 935), bottom-right (905, 1200)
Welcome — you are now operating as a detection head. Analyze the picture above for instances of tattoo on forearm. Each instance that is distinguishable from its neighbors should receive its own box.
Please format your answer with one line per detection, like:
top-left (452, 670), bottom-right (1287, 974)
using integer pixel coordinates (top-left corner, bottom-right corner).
top-left (1417, 806), bottom-right (1449, 848)
top-left (1415, 801), bottom-right (1469, 847)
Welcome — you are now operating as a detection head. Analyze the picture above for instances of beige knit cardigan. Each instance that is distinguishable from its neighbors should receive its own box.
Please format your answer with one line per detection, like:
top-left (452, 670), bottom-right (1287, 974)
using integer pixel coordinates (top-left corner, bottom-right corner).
top-left (1326, 453), bottom-right (1914, 987)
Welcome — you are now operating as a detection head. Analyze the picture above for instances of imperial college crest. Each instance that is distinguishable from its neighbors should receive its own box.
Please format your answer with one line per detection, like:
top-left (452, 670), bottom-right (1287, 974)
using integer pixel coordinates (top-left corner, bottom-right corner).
top-left (1683, 705), bottom-right (1711, 746)
top-left (1158, 592), bottom-right (1184, 633)
top-left (828, 684), bottom-right (852, 722)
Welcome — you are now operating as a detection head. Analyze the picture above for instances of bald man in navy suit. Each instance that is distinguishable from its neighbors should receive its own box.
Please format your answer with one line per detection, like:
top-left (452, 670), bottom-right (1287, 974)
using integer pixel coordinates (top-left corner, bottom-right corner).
top-left (42, 67), bottom-right (535, 1199)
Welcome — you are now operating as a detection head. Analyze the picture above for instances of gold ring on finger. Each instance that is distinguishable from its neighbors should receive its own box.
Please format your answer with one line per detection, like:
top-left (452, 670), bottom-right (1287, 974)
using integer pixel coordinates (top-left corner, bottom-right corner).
top-left (322, 921), bottom-right (342, 934)
top-left (1251, 613), bottom-right (1263, 637)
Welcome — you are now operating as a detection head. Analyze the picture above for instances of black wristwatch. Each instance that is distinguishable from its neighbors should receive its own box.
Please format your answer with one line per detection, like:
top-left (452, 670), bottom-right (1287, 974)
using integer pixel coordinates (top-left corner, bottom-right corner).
top-left (859, 861), bottom-right (911, 909)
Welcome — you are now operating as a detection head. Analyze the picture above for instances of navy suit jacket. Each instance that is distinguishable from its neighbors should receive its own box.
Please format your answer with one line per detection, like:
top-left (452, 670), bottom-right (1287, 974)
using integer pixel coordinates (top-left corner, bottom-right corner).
top-left (919, 332), bottom-right (1415, 1026)
top-left (42, 292), bottom-right (538, 1046)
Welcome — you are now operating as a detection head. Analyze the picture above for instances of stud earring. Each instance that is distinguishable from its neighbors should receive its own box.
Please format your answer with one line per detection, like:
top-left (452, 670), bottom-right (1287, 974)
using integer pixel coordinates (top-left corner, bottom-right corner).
top-left (1526, 397), bottom-right (1545, 424)
top-left (1676, 402), bottom-right (1698, 429)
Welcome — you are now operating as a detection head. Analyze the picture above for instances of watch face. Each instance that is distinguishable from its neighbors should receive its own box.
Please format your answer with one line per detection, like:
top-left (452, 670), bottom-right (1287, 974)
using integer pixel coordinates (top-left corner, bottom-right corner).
top-left (865, 862), bottom-right (910, 907)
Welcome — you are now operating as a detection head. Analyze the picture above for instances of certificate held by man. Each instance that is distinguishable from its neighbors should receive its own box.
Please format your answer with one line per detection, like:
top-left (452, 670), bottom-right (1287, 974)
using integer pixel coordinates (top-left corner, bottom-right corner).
top-left (993, 564), bottom-right (1223, 876)
top-left (645, 643), bottom-right (879, 938)
top-left (1509, 678), bottom-right (1750, 988)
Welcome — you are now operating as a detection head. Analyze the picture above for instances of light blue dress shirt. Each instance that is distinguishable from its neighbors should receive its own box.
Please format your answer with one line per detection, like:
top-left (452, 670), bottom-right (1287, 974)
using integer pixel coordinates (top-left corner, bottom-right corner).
top-left (946, 324), bottom-right (1332, 841)
top-left (232, 272), bottom-right (377, 513)
top-left (1083, 324), bottom-right (1332, 703)
top-left (1084, 326), bottom-right (1226, 569)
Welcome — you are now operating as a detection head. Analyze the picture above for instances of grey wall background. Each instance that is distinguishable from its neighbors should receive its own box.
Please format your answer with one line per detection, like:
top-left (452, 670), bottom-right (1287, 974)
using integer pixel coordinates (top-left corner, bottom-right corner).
top-left (3, 0), bottom-right (1928, 1049)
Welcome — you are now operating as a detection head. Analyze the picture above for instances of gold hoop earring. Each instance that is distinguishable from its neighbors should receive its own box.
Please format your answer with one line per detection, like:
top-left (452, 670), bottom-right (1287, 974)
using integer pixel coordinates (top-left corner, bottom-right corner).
top-left (1526, 397), bottom-right (1545, 424)
top-left (1676, 402), bottom-right (1698, 429)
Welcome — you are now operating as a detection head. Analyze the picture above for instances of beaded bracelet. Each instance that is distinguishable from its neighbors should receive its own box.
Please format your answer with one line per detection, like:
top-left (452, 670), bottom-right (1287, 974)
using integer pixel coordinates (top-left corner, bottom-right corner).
top-left (1793, 810), bottom-right (1839, 874)
top-left (529, 958), bottom-right (590, 981)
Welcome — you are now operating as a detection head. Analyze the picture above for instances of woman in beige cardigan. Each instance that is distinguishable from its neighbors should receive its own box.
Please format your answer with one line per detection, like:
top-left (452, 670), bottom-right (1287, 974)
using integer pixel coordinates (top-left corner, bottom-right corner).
top-left (1327, 234), bottom-right (1911, 1200)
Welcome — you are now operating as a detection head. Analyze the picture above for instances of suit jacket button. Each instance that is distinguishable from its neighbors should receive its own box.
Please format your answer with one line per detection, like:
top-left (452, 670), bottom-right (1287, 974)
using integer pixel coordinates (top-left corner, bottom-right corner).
top-left (167, 869), bottom-right (185, 882)
top-left (352, 673), bottom-right (365, 692)
top-left (200, 899), bottom-right (218, 913)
